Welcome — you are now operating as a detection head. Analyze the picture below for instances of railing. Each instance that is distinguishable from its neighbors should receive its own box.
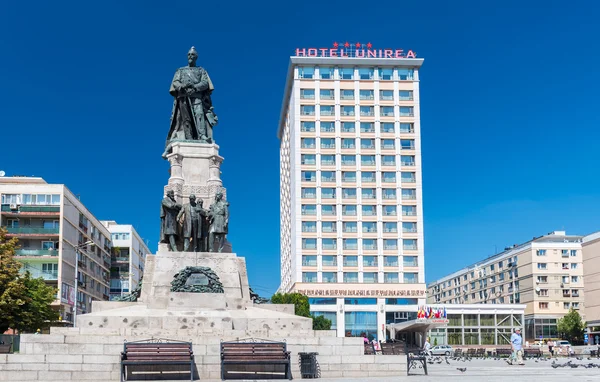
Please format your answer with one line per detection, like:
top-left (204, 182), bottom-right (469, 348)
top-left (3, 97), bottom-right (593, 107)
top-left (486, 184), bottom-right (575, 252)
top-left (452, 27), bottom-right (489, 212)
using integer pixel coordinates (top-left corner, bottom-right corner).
top-left (402, 211), bottom-right (417, 216)
top-left (322, 262), bottom-right (337, 267)
top-left (5, 227), bottom-right (59, 234)
top-left (403, 261), bottom-right (419, 267)
top-left (343, 262), bottom-right (359, 267)
top-left (403, 245), bottom-right (418, 250)
top-left (343, 246), bottom-right (358, 250)
top-left (112, 256), bottom-right (129, 262)
top-left (320, 110), bottom-right (334, 116)
top-left (19, 206), bottom-right (60, 213)
top-left (401, 145), bottom-right (416, 150)
top-left (23, 269), bottom-right (58, 280)
top-left (402, 177), bottom-right (417, 183)
top-left (384, 263), bottom-right (399, 267)
top-left (401, 161), bottom-right (415, 166)
top-left (402, 228), bottom-right (418, 233)
top-left (320, 94), bottom-right (334, 100)
top-left (302, 262), bottom-right (317, 267)
top-left (15, 249), bottom-right (57, 256)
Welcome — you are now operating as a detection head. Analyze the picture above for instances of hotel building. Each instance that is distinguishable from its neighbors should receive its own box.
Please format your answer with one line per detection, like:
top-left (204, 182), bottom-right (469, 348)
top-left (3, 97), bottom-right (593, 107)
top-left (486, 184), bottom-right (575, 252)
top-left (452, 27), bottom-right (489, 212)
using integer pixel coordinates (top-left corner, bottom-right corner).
top-left (100, 221), bottom-right (149, 300)
top-left (277, 47), bottom-right (426, 340)
top-left (0, 176), bottom-right (113, 325)
top-left (427, 231), bottom-right (585, 341)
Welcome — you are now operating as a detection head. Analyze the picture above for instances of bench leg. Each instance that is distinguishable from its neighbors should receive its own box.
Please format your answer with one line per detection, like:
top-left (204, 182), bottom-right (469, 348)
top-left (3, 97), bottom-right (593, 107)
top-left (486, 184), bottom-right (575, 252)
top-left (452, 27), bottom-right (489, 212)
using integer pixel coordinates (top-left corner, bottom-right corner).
top-left (287, 361), bottom-right (292, 380)
top-left (190, 360), bottom-right (193, 381)
top-left (221, 361), bottom-right (225, 381)
top-left (121, 363), bottom-right (125, 382)
top-left (423, 359), bottom-right (428, 375)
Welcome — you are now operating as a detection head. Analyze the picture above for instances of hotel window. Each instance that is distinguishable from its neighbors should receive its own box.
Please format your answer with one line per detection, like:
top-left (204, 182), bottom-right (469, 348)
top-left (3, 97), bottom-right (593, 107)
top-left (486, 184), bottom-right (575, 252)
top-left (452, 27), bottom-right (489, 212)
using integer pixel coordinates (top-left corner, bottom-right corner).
top-left (322, 221), bottom-right (337, 233)
top-left (537, 263), bottom-right (547, 270)
top-left (322, 255), bottom-right (337, 266)
top-left (322, 272), bottom-right (337, 283)
top-left (342, 188), bottom-right (357, 199)
top-left (302, 255), bottom-right (317, 266)
top-left (382, 188), bottom-right (396, 200)
top-left (363, 272), bottom-right (378, 283)
top-left (319, 67), bottom-right (334, 79)
top-left (300, 89), bottom-right (315, 99)
top-left (301, 188), bottom-right (316, 198)
top-left (301, 154), bottom-right (316, 165)
top-left (302, 221), bottom-right (317, 232)
top-left (382, 155), bottom-right (396, 166)
top-left (362, 188), bottom-right (376, 200)
top-left (382, 172), bottom-right (396, 182)
top-left (360, 122), bottom-right (375, 133)
top-left (342, 205), bottom-right (357, 216)
top-left (342, 122), bottom-right (355, 132)
top-left (401, 155), bottom-right (415, 166)
top-left (361, 155), bottom-right (376, 166)
top-left (536, 249), bottom-right (546, 256)
top-left (344, 272), bottom-right (359, 283)
top-left (302, 204), bottom-right (316, 215)
top-left (321, 121), bottom-right (335, 132)
top-left (571, 250), bottom-right (577, 257)
top-left (342, 106), bottom-right (355, 116)
top-left (381, 106), bottom-right (395, 117)
top-left (403, 239), bottom-right (417, 250)
top-left (340, 68), bottom-right (354, 80)
top-left (384, 239), bottom-right (398, 250)
top-left (399, 106), bottom-right (414, 117)
top-left (341, 155), bottom-right (356, 166)
top-left (1, 194), bottom-right (20, 204)
top-left (403, 273), bottom-right (418, 284)
top-left (301, 121), bottom-right (315, 132)
top-left (362, 205), bottom-right (375, 216)
top-left (320, 105), bottom-right (334, 116)
top-left (363, 239), bottom-right (377, 250)
top-left (301, 138), bottom-right (315, 148)
top-left (397, 68), bottom-right (414, 80)
top-left (572, 276), bottom-right (579, 283)
top-left (384, 256), bottom-right (398, 267)
top-left (537, 275), bottom-right (548, 283)
top-left (359, 89), bottom-right (374, 100)
top-left (571, 263), bottom-right (578, 269)
top-left (381, 123), bottom-right (395, 133)
top-left (361, 172), bottom-right (375, 182)
top-left (343, 255), bottom-right (358, 266)
top-left (301, 105), bottom-right (315, 115)
top-left (563, 302), bottom-right (570, 310)
top-left (321, 138), bottom-right (335, 149)
top-left (321, 205), bottom-right (336, 216)
top-left (381, 139), bottom-right (395, 149)
top-left (360, 106), bottom-right (374, 116)
top-left (341, 89), bottom-right (355, 100)
top-left (342, 171), bottom-right (356, 182)
top-left (380, 90), bottom-right (394, 101)
top-left (7, 219), bottom-right (20, 228)
top-left (401, 172), bottom-right (416, 183)
top-left (498, 272), bottom-right (505, 281)
top-left (363, 222), bottom-right (377, 233)
top-left (322, 238), bottom-right (337, 250)
top-left (321, 154), bottom-right (335, 166)
top-left (403, 256), bottom-right (418, 267)
top-left (342, 138), bottom-right (355, 149)
top-left (320, 89), bottom-right (334, 100)
top-left (361, 139), bottom-right (375, 149)
top-left (358, 68), bottom-right (374, 80)
top-left (378, 68), bottom-right (393, 80)
top-left (383, 205), bottom-right (397, 216)
top-left (561, 250), bottom-right (569, 257)
top-left (343, 222), bottom-right (357, 233)
top-left (302, 272), bottom-right (317, 283)
top-left (561, 275), bottom-right (570, 284)
top-left (321, 171), bottom-right (336, 182)
top-left (301, 171), bottom-right (316, 182)
top-left (302, 238), bottom-right (317, 249)
top-left (399, 90), bottom-right (413, 100)
top-left (298, 66), bottom-right (314, 79)
top-left (539, 302), bottom-right (549, 310)
top-left (363, 256), bottom-right (378, 267)
top-left (384, 272), bottom-right (399, 283)
top-left (384, 222), bottom-right (398, 233)
top-left (321, 188), bottom-right (336, 199)
top-left (399, 123), bottom-right (414, 133)
top-left (572, 289), bottom-right (580, 297)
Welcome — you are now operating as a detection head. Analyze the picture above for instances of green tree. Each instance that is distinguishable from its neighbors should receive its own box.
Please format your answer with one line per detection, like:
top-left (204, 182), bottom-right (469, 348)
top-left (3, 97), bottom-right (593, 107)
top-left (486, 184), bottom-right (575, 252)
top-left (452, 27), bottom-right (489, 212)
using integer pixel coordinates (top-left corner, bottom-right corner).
top-left (433, 337), bottom-right (438, 346)
top-left (311, 315), bottom-right (332, 330)
top-left (270, 292), bottom-right (310, 317)
top-left (557, 308), bottom-right (585, 343)
top-left (0, 228), bottom-right (59, 333)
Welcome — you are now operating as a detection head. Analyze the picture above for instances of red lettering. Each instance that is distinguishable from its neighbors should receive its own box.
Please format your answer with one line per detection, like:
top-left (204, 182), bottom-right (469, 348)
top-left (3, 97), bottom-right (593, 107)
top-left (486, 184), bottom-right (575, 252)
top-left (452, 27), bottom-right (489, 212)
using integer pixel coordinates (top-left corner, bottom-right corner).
top-left (308, 48), bottom-right (318, 57)
top-left (319, 48), bottom-right (328, 57)
top-left (356, 49), bottom-right (365, 58)
top-left (329, 48), bottom-right (338, 57)
top-left (296, 48), bottom-right (306, 57)
top-left (367, 50), bottom-right (376, 58)
top-left (384, 49), bottom-right (393, 58)
top-left (406, 50), bottom-right (416, 58)
top-left (395, 49), bottom-right (404, 58)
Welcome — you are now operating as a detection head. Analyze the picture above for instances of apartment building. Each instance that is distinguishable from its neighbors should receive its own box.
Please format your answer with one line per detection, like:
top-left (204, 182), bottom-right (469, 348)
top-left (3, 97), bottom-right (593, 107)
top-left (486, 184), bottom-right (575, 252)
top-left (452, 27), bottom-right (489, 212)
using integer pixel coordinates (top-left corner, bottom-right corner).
top-left (0, 176), bottom-right (112, 325)
top-left (427, 231), bottom-right (584, 341)
top-left (101, 221), bottom-right (149, 300)
top-left (583, 231), bottom-right (600, 342)
top-left (278, 44), bottom-right (426, 340)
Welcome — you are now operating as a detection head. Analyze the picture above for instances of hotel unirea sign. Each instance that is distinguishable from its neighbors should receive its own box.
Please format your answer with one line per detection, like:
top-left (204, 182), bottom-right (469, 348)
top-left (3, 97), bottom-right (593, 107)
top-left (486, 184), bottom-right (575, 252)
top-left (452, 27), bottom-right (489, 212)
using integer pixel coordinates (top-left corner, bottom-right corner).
top-left (295, 42), bottom-right (417, 59)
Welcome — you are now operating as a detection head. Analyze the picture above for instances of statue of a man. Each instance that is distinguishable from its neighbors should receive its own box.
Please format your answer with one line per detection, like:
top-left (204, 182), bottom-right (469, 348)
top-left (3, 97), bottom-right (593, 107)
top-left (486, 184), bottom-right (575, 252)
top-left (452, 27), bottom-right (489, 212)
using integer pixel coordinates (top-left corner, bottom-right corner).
top-left (208, 191), bottom-right (229, 252)
top-left (177, 194), bottom-right (207, 252)
top-left (162, 46), bottom-right (218, 159)
top-left (160, 190), bottom-right (182, 251)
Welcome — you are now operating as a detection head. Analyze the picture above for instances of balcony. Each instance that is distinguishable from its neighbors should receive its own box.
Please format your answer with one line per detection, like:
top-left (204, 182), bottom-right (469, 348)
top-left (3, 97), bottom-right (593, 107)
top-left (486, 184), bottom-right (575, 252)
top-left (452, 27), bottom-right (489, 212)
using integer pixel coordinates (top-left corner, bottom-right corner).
top-left (15, 249), bottom-right (57, 256)
top-left (24, 269), bottom-right (58, 280)
top-left (5, 227), bottom-right (59, 235)
top-left (20, 206), bottom-right (61, 213)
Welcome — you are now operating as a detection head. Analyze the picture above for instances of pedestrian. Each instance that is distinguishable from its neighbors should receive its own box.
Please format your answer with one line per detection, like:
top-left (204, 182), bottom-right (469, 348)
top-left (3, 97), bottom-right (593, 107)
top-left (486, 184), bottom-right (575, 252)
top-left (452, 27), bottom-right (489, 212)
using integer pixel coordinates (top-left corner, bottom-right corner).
top-left (423, 337), bottom-right (432, 356)
top-left (548, 340), bottom-right (554, 357)
top-left (508, 327), bottom-right (524, 365)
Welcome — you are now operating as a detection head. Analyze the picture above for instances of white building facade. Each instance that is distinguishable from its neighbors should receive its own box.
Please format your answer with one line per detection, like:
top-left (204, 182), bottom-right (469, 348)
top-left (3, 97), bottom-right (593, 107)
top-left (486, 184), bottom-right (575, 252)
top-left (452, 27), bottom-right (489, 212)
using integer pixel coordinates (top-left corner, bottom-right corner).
top-left (278, 47), bottom-right (426, 340)
top-left (0, 176), bottom-right (112, 325)
top-left (101, 221), bottom-right (149, 300)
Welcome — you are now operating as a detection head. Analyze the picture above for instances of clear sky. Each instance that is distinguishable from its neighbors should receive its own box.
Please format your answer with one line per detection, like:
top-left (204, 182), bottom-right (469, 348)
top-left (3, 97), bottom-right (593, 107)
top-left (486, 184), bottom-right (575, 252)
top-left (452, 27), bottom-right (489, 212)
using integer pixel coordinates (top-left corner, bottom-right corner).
top-left (1, 1), bottom-right (599, 297)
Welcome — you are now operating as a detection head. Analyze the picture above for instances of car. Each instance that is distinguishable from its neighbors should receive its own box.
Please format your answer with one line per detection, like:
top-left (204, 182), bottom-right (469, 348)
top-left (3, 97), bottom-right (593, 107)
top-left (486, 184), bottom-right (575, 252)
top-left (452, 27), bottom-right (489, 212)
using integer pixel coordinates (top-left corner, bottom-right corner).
top-left (430, 345), bottom-right (454, 356)
top-left (556, 340), bottom-right (571, 347)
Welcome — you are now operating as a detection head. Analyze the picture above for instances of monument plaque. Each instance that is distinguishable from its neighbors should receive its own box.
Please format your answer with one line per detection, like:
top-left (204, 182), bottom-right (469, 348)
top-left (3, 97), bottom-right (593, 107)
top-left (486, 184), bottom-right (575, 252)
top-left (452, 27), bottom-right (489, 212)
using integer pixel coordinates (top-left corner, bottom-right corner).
top-left (185, 273), bottom-right (209, 286)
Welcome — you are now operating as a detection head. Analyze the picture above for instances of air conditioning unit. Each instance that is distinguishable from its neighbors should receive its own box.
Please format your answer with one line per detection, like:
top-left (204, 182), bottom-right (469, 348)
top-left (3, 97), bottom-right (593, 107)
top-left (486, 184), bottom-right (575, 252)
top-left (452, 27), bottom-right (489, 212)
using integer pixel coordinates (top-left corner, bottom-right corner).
top-left (9, 204), bottom-right (18, 210)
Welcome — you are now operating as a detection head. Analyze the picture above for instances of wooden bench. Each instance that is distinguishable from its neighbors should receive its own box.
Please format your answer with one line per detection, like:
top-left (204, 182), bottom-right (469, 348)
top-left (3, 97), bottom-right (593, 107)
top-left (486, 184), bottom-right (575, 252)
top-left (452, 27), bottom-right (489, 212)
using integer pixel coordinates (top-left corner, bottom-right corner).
top-left (220, 340), bottom-right (292, 380)
top-left (466, 348), bottom-right (476, 357)
top-left (406, 346), bottom-right (428, 376)
top-left (0, 344), bottom-right (11, 354)
top-left (364, 342), bottom-right (376, 355)
top-left (495, 348), bottom-right (512, 357)
top-left (120, 339), bottom-right (194, 382)
top-left (524, 348), bottom-right (543, 358)
top-left (453, 348), bottom-right (463, 358)
top-left (475, 348), bottom-right (486, 358)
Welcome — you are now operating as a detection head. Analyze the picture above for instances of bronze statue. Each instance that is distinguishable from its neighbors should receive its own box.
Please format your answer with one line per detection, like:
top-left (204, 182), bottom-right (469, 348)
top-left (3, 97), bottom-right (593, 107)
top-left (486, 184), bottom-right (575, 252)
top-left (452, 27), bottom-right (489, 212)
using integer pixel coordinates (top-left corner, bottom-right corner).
top-left (162, 46), bottom-right (218, 159)
top-left (177, 194), bottom-right (207, 252)
top-left (160, 190), bottom-right (182, 251)
top-left (208, 191), bottom-right (229, 252)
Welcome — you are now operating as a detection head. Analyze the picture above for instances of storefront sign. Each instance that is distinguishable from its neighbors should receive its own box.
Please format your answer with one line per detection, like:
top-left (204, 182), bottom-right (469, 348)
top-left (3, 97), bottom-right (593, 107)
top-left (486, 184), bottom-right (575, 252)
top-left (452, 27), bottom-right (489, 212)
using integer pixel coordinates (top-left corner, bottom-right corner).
top-left (295, 42), bottom-right (417, 59)
top-left (296, 288), bottom-right (425, 297)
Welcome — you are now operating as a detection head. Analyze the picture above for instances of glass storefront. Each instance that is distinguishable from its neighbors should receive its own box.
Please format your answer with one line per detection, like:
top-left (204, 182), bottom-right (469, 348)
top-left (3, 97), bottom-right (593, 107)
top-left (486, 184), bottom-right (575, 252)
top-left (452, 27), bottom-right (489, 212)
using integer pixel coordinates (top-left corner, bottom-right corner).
top-left (429, 312), bottom-right (525, 346)
top-left (345, 311), bottom-right (377, 340)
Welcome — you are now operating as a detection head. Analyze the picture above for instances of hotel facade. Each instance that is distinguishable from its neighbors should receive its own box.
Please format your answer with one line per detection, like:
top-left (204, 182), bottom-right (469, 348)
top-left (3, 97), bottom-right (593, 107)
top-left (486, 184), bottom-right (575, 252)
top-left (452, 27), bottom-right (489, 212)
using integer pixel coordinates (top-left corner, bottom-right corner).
top-left (427, 231), bottom-right (585, 341)
top-left (277, 48), bottom-right (426, 340)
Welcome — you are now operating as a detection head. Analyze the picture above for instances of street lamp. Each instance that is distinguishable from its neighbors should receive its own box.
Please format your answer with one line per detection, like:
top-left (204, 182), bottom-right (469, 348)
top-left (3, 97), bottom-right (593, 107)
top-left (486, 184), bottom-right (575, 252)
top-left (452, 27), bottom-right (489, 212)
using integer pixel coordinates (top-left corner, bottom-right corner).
top-left (72, 240), bottom-right (95, 327)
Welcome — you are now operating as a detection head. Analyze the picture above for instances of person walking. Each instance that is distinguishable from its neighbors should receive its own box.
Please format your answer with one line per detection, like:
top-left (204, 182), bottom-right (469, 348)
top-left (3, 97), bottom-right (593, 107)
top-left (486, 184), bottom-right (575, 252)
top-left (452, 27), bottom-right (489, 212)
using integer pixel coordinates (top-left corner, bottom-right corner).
top-left (423, 337), bottom-right (432, 356)
top-left (508, 327), bottom-right (524, 365)
top-left (547, 340), bottom-right (554, 357)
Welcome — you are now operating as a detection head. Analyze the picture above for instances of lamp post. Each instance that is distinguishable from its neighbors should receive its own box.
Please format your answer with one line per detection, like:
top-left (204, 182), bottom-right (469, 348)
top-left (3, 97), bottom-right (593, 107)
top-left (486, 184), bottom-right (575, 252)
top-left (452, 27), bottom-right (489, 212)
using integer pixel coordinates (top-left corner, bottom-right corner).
top-left (71, 240), bottom-right (94, 327)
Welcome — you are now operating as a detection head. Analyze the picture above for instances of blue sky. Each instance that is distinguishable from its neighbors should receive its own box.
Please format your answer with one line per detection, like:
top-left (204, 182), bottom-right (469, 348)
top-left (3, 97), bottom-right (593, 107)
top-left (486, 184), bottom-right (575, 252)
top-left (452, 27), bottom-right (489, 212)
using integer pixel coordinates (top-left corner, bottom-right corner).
top-left (1, 1), bottom-right (599, 297)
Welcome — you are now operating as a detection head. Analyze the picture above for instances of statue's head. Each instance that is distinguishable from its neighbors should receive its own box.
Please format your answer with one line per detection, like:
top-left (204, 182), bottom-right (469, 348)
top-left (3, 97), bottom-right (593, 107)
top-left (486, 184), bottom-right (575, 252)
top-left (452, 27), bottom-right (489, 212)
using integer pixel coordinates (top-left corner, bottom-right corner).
top-left (189, 194), bottom-right (196, 203)
top-left (215, 191), bottom-right (223, 201)
top-left (166, 190), bottom-right (175, 198)
top-left (187, 46), bottom-right (198, 67)
top-left (198, 199), bottom-right (204, 207)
